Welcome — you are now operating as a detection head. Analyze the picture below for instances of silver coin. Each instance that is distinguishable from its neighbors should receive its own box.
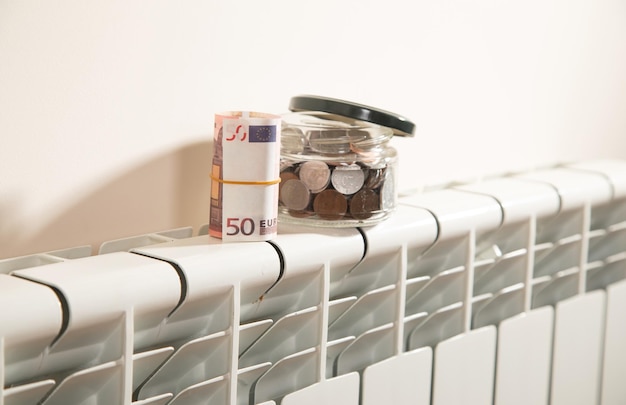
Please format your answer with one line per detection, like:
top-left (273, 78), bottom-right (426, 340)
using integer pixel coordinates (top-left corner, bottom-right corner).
top-left (364, 167), bottom-right (386, 189)
top-left (299, 161), bottom-right (331, 193)
top-left (331, 164), bottom-right (365, 195)
top-left (280, 179), bottom-right (311, 211)
top-left (279, 171), bottom-right (299, 192)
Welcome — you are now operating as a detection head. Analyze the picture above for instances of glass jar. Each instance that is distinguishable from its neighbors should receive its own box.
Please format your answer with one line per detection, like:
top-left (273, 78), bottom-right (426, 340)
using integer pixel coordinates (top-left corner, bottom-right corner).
top-left (278, 95), bottom-right (415, 227)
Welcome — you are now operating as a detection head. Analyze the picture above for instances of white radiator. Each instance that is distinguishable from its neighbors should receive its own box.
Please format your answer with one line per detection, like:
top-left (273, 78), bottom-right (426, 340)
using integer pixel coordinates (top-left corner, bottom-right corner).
top-left (2, 159), bottom-right (626, 405)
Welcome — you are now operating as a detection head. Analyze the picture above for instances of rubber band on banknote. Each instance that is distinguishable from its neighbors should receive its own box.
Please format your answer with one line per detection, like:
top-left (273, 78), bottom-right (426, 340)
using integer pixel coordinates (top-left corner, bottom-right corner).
top-left (210, 174), bottom-right (281, 186)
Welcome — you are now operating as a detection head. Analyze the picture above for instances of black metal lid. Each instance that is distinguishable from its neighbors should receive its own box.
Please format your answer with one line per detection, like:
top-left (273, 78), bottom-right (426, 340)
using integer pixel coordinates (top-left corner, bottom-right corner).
top-left (289, 95), bottom-right (416, 137)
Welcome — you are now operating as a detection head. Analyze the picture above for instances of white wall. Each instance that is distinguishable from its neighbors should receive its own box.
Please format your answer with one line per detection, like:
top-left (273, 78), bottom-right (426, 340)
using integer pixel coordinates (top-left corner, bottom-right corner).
top-left (1, 0), bottom-right (626, 259)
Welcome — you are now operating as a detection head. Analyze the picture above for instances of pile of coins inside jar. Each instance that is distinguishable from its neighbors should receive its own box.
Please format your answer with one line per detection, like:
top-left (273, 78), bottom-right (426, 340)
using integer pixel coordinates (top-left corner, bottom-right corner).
top-left (279, 158), bottom-right (394, 223)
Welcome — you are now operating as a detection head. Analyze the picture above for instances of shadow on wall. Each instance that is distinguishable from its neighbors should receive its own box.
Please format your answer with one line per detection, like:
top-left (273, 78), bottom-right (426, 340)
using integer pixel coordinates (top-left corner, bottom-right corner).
top-left (1, 141), bottom-right (213, 259)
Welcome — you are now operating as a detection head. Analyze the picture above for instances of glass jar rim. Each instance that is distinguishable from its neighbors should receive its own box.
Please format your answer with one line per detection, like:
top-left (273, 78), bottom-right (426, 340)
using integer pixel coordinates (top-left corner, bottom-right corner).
top-left (282, 111), bottom-right (394, 150)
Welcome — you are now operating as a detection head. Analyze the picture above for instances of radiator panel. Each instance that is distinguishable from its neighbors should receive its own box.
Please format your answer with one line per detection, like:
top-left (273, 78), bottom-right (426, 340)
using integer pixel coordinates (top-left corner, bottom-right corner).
top-left (494, 306), bottom-right (554, 405)
top-left (2, 159), bottom-right (626, 404)
top-left (360, 347), bottom-right (432, 405)
top-left (551, 291), bottom-right (606, 405)
top-left (601, 280), bottom-right (626, 405)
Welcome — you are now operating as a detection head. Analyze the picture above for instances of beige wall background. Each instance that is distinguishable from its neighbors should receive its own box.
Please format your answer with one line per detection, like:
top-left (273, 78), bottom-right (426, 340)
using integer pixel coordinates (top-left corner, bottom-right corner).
top-left (2, 0), bottom-right (626, 258)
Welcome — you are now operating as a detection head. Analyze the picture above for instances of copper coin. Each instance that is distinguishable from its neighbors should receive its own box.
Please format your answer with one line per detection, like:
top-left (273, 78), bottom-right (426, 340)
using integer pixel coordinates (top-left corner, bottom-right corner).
top-left (331, 164), bottom-right (365, 195)
top-left (350, 188), bottom-right (380, 220)
top-left (313, 189), bottom-right (347, 220)
top-left (280, 179), bottom-right (311, 211)
top-left (288, 209), bottom-right (313, 218)
top-left (299, 161), bottom-right (331, 193)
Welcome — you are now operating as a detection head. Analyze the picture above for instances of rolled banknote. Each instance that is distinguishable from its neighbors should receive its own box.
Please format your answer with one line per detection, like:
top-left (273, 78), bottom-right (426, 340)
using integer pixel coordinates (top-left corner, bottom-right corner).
top-left (209, 111), bottom-right (281, 241)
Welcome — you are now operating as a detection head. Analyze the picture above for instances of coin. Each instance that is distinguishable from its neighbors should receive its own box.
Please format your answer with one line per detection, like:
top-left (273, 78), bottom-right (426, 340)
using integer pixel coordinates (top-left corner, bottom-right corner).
top-left (288, 209), bottom-right (313, 218)
top-left (350, 188), bottom-right (380, 220)
top-left (299, 161), bottom-right (331, 193)
top-left (331, 164), bottom-right (365, 195)
top-left (280, 179), bottom-right (311, 211)
top-left (279, 171), bottom-right (299, 192)
top-left (313, 189), bottom-right (348, 220)
top-left (363, 167), bottom-right (386, 189)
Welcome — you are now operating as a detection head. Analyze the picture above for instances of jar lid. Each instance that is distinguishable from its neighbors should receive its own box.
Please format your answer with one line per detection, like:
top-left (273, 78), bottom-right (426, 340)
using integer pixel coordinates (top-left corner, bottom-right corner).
top-left (288, 95), bottom-right (416, 137)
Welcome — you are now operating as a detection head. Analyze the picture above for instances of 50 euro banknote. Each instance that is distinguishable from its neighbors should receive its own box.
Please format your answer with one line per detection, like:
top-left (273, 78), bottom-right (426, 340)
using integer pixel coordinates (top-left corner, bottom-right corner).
top-left (209, 111), bottom-right (281, 241)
